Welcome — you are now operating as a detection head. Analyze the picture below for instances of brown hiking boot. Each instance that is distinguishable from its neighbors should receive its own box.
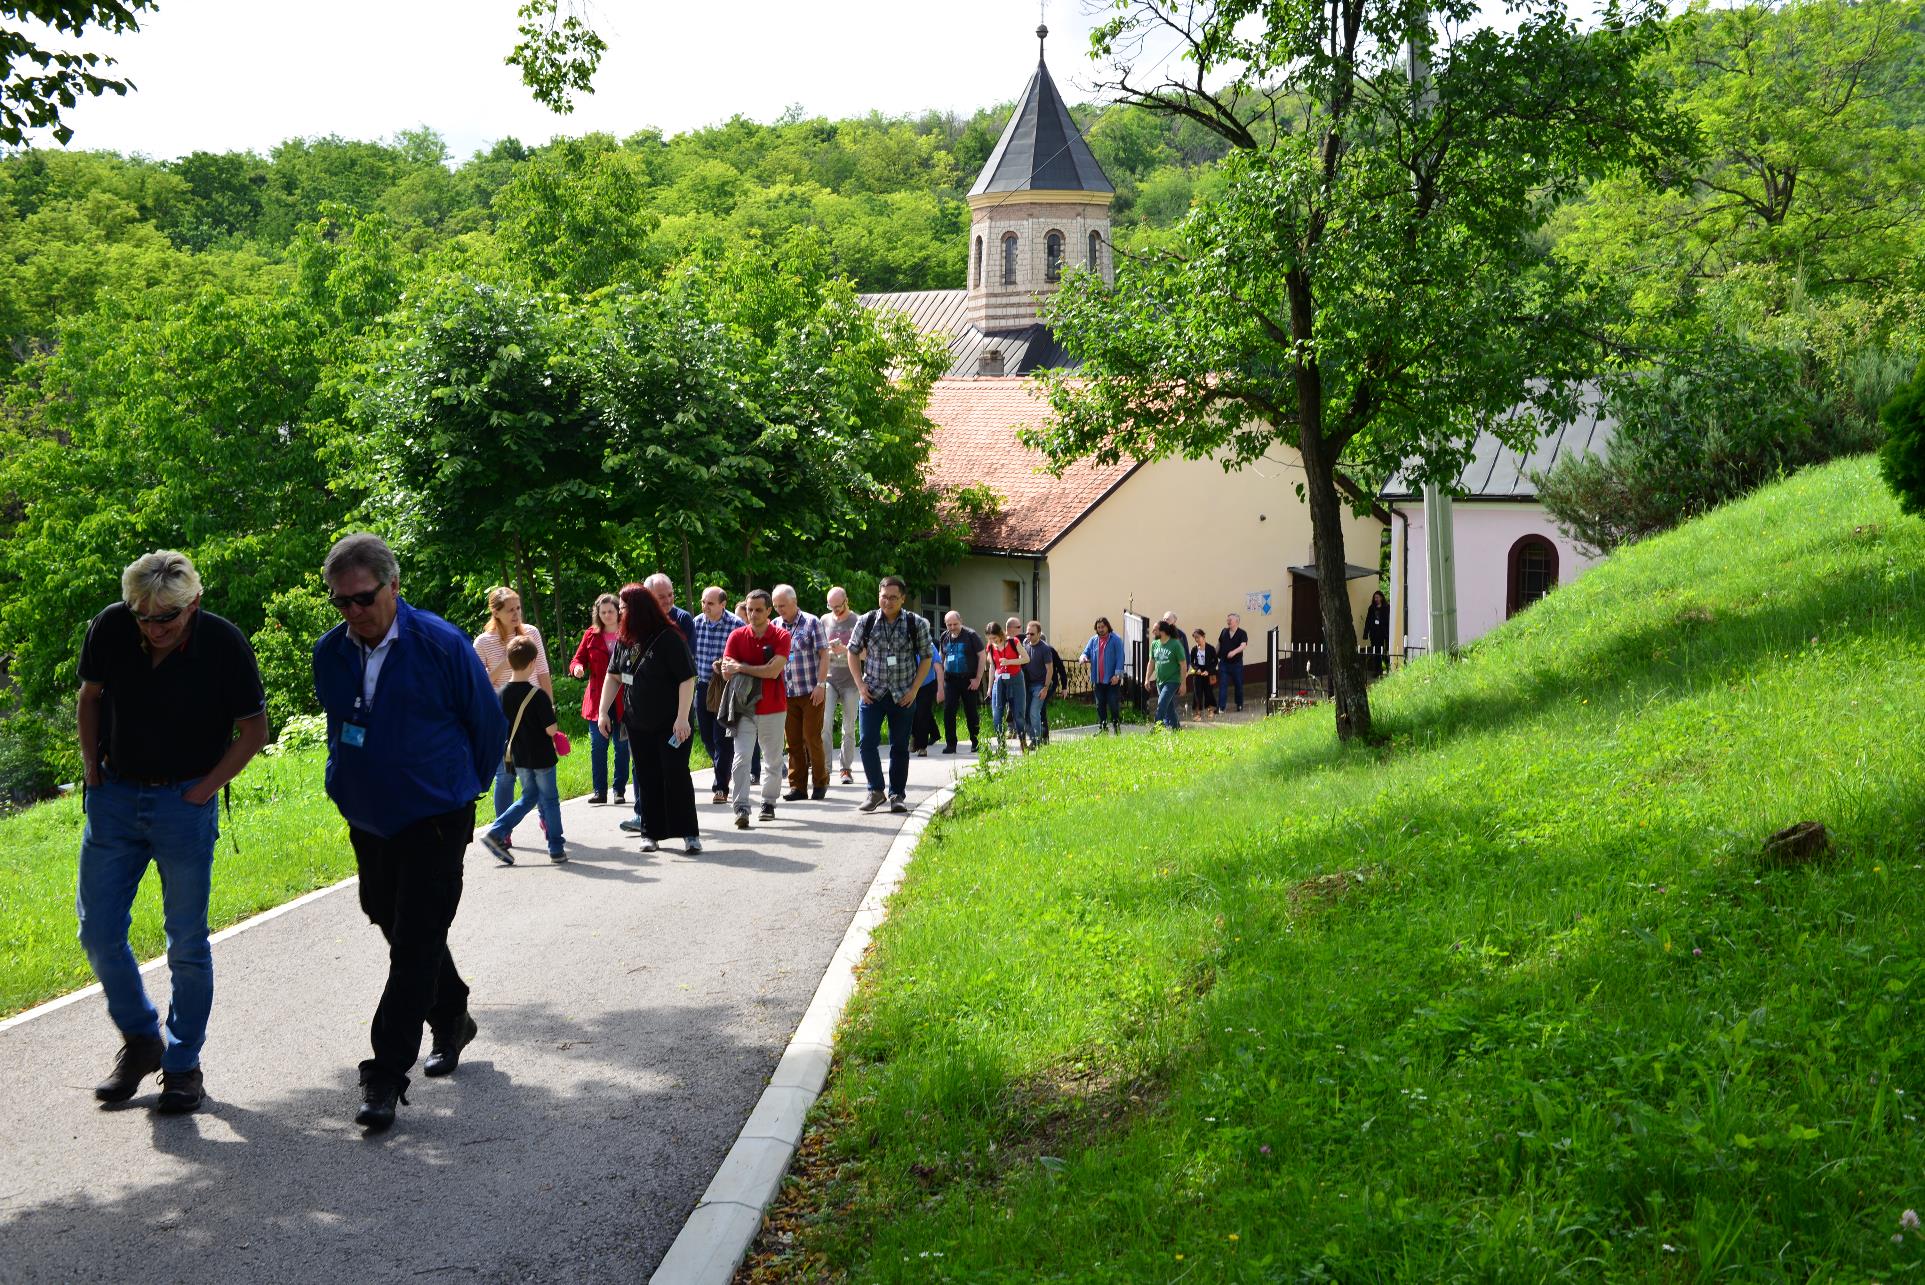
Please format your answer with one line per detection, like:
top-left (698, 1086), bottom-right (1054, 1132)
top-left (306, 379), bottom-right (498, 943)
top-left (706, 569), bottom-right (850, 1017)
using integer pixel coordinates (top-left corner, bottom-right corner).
top-left (94, 1032), bottom-right (164, 1103)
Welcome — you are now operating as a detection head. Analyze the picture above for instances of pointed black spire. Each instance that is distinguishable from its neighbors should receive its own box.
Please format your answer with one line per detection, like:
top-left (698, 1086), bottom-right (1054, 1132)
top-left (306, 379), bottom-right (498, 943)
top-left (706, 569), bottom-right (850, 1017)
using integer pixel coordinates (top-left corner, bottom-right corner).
top-left (967, 40), bottom-right (1114, 197)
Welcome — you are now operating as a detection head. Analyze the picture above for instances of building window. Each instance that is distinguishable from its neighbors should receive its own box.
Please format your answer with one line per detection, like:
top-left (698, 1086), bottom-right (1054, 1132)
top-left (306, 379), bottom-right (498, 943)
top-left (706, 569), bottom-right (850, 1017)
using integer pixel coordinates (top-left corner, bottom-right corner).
top-left (1001, 233), bottom-right (1019, 285)
top-left (1506, 535), bottom-right (1559, 617)
top-left (972, 236), bottom-right (983, 288)
top-left (978, 349), bottom-right (1005, 376)
top-left (1045, 230), bottom-right (1064, 282)
top-left (1088, 230), bottom-right (1103, 270)
top-left (1002, 579), bottom-right (1021, 614)
top-left (922, 584), bottom-right (953, 636)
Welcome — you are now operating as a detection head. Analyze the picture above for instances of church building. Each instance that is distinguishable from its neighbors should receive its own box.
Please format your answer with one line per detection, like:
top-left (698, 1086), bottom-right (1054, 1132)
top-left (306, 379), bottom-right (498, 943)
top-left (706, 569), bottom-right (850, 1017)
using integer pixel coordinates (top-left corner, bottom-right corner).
top-left (862, 27), bottom-right (1385, 669)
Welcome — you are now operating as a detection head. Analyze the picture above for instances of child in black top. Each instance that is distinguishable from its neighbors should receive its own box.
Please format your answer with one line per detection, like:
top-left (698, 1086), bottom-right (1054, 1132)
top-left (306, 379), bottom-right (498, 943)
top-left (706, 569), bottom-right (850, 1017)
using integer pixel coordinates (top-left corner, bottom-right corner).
top-left (479, 636), bottom-right (566, 864)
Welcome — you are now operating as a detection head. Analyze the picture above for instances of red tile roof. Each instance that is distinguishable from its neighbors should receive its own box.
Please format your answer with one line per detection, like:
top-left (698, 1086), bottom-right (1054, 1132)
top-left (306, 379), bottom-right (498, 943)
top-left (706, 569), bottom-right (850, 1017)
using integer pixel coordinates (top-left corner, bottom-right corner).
top-left (923, 378), bottom-right (1138, 555)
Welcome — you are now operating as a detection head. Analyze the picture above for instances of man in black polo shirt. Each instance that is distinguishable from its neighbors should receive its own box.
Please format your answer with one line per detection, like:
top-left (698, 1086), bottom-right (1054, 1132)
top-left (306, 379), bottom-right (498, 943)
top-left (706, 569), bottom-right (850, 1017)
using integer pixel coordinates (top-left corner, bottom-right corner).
top-left (76, 550), bottom-right (269, 1114)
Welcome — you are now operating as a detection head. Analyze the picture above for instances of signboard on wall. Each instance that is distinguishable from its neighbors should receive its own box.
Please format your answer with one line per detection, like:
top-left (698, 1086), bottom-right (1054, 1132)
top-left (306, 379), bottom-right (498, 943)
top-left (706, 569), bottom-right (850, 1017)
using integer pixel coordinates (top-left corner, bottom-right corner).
top-left (1247, 591), bottom-right (1274, 615)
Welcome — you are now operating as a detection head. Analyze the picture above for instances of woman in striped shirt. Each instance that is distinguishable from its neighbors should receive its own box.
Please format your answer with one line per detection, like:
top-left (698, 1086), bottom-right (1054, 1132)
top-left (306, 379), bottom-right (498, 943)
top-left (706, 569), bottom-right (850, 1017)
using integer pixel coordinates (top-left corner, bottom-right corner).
top-left (474, 587), bottom-right (553, 824)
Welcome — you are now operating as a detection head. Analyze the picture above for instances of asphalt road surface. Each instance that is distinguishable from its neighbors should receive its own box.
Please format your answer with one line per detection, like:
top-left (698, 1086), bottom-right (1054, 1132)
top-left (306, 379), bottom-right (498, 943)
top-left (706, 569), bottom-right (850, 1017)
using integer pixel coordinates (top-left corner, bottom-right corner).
top-left (2, 750), bottom-right (971, 1284)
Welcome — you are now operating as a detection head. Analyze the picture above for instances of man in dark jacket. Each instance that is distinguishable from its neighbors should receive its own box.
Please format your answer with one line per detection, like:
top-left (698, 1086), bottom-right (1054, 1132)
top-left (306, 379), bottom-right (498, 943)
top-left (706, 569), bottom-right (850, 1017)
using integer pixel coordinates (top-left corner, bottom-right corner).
top-left (312, 533), bottom-right (507, 1132)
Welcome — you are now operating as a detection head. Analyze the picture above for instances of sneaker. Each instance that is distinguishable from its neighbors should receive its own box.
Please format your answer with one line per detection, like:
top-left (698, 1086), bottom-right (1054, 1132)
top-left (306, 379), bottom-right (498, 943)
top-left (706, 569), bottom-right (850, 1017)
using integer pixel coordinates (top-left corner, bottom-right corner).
top-left (840, 769), bottom-right (853, 785)
top-left (915, 748), bottom-right (928, 757)
top-left (712, 788), bottom-right (729, 805)
top-left (613, 790), bottom-right (626, 805)
top-left (684, 836), bottom-right (703, 854)
top-left (589, 792), bottom-right (606, 805)
top-left (153, 1067), bottom-right (205, 1115)
top-left (480, 833), bottom-right (514, 866)
top-left (889, 795), bottom-right (909, 814)
top-left (858, 791), bottom-right (886, 813)
top-left (423, 1014), bottom-right (478, 1078)
top-left (94, 1032), bottom-right (164, 1103)
top-left (619, 816), bottom-right (645, 834)
top-left (759, 802), bottom-right (776, 822)
top-left (548, 848), bottom-right (568, 864)
top-left (783, 789), bottom-right (807, 802)
top-left (811, 785), bottom-right (827, 801)
top-left (735, 810), bottom-right (750, 830)
top-left (355, 1078), bottom-right (407, 1133)
top-left (640, 837), bottom-right (658, 853)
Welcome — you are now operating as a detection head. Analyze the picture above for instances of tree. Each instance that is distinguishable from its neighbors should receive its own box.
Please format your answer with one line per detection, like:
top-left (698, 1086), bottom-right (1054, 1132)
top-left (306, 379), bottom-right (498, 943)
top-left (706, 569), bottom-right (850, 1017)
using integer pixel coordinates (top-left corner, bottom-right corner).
top-left (1877, 361), bottom-right (1925, 517)
top-left (1029, 0), bottom-right (1686, 740)
top-left (505, 0), bottom-right (606, 115)
top-left (1, 1), bottom-right (154, 145)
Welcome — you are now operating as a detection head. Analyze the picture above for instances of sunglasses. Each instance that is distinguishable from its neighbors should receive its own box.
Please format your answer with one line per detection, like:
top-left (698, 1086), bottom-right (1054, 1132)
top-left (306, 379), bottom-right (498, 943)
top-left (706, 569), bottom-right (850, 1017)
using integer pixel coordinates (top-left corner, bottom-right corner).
top-left (131, 605), bottom-right (186, 625)
top-left (328, 586), bottom-right (386, 611)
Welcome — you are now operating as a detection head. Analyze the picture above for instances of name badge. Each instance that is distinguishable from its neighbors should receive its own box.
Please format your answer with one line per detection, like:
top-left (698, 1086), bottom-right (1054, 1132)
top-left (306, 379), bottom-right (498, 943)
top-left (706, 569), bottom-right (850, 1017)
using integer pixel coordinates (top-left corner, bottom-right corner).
top-left (340, 721), bottom-right (367, 749)
top-left (886, 655), bottom-right (902, 668)
top-left (620, 671), bottom-right (634, 686)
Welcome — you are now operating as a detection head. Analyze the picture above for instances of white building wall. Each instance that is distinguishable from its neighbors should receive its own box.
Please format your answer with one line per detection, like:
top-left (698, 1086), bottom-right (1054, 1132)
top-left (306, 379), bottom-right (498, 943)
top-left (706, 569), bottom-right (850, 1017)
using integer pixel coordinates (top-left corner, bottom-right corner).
top-left (1389, 501), bottom-right (1601, 648)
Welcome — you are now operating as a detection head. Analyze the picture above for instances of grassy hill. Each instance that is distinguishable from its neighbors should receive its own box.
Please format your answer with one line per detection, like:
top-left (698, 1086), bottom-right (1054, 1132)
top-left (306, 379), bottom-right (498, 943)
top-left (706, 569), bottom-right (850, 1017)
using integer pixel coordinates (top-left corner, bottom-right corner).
top-left (756, 456), bottom-right (1925, 1281)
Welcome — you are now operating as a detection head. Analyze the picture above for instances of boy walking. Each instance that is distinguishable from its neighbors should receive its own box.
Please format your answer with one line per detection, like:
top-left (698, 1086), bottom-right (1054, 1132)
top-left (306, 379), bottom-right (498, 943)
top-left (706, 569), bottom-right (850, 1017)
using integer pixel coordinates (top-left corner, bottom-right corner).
top-left (479, 636), bottom-right (566, 864)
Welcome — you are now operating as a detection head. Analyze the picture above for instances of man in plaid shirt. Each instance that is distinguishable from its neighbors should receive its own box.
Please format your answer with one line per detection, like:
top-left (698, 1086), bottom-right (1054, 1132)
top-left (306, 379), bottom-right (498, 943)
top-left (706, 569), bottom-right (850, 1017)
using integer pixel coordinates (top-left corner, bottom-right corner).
top-left (847, 575), bottom-right (933, 814)
top-left (690, 587), bottom-right (744, 804)
top-left (773, 584), bottom-right (830, 801)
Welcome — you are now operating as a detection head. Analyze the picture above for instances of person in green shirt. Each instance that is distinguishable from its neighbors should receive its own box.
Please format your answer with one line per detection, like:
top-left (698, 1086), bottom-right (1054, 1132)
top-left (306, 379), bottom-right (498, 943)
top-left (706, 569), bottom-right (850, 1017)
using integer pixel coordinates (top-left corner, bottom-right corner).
top-left (1150, 620), bottom-right (1186, 730)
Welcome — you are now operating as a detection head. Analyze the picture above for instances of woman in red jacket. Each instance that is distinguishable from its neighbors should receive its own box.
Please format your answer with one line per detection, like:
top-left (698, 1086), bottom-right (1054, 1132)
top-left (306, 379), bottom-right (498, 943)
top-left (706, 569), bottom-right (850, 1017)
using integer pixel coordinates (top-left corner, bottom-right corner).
top-left (570, 593), bottom-right (628, 804)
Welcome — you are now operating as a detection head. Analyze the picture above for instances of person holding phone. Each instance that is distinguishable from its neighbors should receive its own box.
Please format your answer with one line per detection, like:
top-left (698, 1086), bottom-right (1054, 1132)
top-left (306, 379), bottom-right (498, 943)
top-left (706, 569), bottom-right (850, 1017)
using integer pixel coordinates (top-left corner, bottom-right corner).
top-left (600, 582), bottom-right (700, 854)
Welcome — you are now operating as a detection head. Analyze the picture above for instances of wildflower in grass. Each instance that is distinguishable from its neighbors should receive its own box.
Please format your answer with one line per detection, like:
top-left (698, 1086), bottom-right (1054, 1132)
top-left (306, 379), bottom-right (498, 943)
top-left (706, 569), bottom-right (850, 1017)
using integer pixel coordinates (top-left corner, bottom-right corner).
top-left (1260, 1144), bottom-right (1271, 1155)
top-left (1904, 1209), bottom-right (1920, 1231)
top-left (1896, 1234), bottom-right (1905, 1245)
top-left (1693, 947), bottom-right (1703, 957)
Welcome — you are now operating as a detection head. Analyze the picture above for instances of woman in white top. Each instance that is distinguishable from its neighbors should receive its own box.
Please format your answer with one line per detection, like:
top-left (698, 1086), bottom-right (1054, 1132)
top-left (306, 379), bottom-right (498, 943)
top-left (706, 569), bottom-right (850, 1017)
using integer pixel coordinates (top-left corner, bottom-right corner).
top-left (474, 586), bottom-right (553, 821)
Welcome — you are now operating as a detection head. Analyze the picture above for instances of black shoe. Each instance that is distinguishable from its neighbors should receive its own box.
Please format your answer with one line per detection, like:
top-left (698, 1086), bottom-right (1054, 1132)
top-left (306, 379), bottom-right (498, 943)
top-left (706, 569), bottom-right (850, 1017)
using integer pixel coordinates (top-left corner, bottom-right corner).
top-left (94, 1032), bottom-right (164, 1103)
top-left (783, 790), bottom-right (807, 802)
top-left (153, 1066), bottom-right (204, 1115)
top-left (613, 791), bottom-right (626, 805)
top-left (423, 1014), bottom-right (477, 1078)
top-left (589, 792), bottom-right (606, 805)
top-left (759, 802), bottom-right (777, 822)
top-left (735, 810), bottom-right (750, 829)
top-left (811, 785), bottom-right (827, 801)
top-left (355, 1079), bottom-right (407, 1133)
top-left (942, 745), bottom-right (957, 754)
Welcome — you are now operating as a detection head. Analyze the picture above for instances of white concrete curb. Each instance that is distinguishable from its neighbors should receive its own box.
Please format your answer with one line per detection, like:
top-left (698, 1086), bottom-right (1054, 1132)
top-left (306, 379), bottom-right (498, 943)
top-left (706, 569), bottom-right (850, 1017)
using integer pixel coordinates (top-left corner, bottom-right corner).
top-left (648, 782), bottom-right (960, 1285)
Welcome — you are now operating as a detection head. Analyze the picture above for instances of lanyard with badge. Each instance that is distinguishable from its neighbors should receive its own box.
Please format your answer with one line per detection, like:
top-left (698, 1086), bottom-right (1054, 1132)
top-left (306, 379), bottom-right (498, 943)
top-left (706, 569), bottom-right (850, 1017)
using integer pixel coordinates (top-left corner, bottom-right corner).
top-left (341, 638), bottom-right (375, 748)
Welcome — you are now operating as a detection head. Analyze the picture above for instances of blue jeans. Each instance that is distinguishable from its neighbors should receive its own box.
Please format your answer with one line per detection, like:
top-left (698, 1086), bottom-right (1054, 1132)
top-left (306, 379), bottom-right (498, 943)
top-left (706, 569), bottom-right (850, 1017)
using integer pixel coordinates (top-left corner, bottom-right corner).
top-left (991, 674), bottom-right (1028, 739)
top-left (859, 695), bottom-right (914, 798)
top-left (589, 721), bottom-right (630, 798)
top-left (1156, 682), bottom-right (1182, 729)
top-left (1026, 686), bottom-right (1050, 742)
top-left (488, 766), bottom-right (564, 855)
top-left (1218, 660), bottom-right (1244, 711)
top-left (492, 758), bottom-right (518, 817)
top-left (76, 776), bottom-right (219, 1072)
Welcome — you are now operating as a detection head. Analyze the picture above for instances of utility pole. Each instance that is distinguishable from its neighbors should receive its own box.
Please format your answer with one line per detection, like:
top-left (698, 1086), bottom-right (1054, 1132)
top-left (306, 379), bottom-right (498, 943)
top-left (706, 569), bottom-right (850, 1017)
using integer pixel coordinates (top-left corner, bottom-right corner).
top-left (1409, 8), bottom-right (1459, 655)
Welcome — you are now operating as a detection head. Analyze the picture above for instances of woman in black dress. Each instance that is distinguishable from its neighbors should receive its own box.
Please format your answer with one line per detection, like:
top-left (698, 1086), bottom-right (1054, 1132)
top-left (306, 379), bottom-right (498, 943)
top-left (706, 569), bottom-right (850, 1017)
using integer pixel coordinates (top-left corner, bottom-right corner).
top-left (1188, 629), bottom-right (1219, 720)
top-left (1363, 588), bottom-right (1392, 678)
top-left (599, 582), bottom-right (700, 854)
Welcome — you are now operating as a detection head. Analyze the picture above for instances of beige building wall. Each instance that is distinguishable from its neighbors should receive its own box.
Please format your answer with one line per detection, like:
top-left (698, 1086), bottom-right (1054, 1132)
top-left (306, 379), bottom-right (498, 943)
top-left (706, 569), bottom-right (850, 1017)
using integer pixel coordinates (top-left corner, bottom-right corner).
top-left (1040, 451), bottom-right (1385, 666)
top-left (920, 554), bottom-right (1049, 638)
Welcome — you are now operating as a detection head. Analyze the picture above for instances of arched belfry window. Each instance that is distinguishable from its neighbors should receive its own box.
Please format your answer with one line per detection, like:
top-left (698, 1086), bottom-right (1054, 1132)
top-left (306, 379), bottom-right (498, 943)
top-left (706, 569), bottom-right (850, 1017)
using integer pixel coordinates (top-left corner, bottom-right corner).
top-left (1045, 230), bottom-right (1065, 282)
top-left (1506, 534), bottom-right (1559, 617)
top-left (1001, 233), bottom-right (1019, 285)
top-left (972, 236), bottom-right (983, 288)
top-left (1088, 230), bottom-right (1103, 270)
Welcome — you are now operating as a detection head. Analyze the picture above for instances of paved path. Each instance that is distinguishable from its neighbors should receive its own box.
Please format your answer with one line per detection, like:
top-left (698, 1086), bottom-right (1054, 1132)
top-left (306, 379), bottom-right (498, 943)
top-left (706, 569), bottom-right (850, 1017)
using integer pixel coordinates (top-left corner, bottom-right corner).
top-left (1, 753), bottom-right (972, 1284)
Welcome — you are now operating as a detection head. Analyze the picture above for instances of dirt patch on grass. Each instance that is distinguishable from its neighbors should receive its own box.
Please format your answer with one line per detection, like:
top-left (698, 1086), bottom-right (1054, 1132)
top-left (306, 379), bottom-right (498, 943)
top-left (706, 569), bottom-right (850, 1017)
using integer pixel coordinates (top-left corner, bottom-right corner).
top-left (1287, 864), bottom-right (1381, 912)
top-left (738, 1106), bottom-right (854, 1284)
top-left (996, 1057), bottom-right (1167, 1169)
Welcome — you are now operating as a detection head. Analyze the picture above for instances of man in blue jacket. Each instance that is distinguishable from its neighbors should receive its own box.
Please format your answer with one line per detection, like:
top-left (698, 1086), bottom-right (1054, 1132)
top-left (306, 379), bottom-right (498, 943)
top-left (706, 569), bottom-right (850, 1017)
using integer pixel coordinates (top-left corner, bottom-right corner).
top-left (313, 533), bottom-right (507, 1133)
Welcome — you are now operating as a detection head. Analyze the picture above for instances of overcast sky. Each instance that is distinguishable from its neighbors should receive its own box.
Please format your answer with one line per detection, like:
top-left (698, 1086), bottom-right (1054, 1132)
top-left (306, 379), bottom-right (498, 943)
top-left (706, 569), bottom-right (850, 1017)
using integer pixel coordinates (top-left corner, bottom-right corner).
top-left (38, 0), bottom-right (1122, 162)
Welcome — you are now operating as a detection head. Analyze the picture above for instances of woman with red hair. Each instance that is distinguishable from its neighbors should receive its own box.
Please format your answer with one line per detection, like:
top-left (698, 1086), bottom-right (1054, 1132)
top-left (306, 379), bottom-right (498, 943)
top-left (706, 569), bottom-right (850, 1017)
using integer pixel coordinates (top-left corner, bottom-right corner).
top-left (598, 582), bottom-right (700, 853)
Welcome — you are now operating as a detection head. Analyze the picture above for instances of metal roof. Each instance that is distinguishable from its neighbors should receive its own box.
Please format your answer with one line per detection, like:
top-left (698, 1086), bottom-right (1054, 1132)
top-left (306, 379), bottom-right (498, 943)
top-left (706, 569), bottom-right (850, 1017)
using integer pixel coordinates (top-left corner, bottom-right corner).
top-left (858, 289), bottom-right (1078, 378)
top-left (1380, 385), bottom-right (1616, 501)
top-left (968, 58), bottom-right (1114, 197)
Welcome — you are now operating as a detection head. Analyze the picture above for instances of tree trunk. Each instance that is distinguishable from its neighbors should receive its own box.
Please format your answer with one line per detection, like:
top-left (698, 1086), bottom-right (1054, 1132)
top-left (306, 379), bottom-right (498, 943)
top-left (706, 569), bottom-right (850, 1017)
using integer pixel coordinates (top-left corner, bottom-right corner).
top-left (511, 534), bottom-right (541, 635)
top-left (1288, 270), bottom-right (1372, 742)
top-left (681, 533), bottom-right (693, 608)
top-left (550, 544), bottom-right (564, 642)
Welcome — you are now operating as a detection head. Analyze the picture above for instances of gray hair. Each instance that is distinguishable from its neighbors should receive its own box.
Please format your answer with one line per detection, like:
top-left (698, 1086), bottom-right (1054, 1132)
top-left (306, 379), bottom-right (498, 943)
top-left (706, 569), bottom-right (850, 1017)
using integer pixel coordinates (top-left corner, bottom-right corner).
top-left (121, 550), bottom-right (202, 612)
top-left (323, 533), bottom-right (399, 589)
top-left (643, 573), bottom-right (673, 594)
top-left (771, 583), bottom-right (797, 604)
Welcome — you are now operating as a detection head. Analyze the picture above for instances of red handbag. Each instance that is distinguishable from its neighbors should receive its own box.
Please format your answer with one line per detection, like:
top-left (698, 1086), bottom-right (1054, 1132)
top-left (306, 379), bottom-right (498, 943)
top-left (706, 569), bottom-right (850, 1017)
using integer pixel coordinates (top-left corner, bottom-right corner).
top-left (552, 731), bottom-right (572, 757)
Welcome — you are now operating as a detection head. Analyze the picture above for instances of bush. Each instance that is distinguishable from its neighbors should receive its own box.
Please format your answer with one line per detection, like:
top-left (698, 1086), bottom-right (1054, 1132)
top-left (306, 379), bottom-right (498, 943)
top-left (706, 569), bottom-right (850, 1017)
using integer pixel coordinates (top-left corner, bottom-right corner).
top-left (1877, 361), bottom-right (1925, 517)
top-left (249, 586), bottom-right (335, 732)
top-left (0, 706), bottom-right (76, 808)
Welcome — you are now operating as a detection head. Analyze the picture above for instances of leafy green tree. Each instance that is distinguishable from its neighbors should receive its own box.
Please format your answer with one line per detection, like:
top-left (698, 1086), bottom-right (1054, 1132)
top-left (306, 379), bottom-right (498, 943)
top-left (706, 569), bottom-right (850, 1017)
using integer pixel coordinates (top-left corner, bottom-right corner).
top-left (1, 1), bottom-right (154, 145)
top-left (505, 0), bottom-right (605, 114)
top-left (1877, 361), bottom-right (1925, 516)
top-left (1033, 0), bottom-right (1686, 740)
top-left (490, 136), bottom-right (663, 296)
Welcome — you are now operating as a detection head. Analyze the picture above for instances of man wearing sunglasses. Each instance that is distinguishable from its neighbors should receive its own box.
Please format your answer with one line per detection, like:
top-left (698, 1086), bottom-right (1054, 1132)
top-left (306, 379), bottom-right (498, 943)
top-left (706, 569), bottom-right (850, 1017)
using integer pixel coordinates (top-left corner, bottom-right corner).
top-left (76, 550), bottom-right (269, 1115)
top-left (312, 532), bottom-right (507, 1133)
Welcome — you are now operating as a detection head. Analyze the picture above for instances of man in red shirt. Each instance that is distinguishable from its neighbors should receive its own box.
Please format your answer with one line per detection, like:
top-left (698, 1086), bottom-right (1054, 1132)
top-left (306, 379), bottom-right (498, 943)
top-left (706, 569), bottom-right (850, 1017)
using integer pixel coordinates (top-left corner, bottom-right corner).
top-left (717, 589), bottom-right (790, 829)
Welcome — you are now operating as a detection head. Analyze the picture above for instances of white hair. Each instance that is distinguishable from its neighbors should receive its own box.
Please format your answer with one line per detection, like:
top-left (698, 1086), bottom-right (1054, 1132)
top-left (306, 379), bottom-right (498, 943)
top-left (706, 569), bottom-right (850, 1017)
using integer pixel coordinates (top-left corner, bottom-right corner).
top-left (771, 583), bottom-right (797, 604)
top-left (121, 550), bottom-right (202, 612)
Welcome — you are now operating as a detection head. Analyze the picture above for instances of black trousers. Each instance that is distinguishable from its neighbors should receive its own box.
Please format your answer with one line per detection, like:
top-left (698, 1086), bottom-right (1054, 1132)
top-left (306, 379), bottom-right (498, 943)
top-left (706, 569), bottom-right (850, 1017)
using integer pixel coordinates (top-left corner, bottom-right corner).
top-left (911, 683), bottom-right (940, 751)
top-left (631, 720), bottom-right (700, 841)
top-left (694, 681), bottom-right (733, 792)
top-left (349, 803), bottom-right (474, 1089)
top-left (942, 680), bottom-right (981, 750)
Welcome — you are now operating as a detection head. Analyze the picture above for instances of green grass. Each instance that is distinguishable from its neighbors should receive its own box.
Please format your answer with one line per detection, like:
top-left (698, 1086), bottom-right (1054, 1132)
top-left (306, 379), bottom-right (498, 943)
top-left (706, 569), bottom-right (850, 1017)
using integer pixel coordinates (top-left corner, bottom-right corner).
top-left (0, 677), bottom-right (714, 1016)
top-left (765, 457), bottom-right (1925, 1281)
